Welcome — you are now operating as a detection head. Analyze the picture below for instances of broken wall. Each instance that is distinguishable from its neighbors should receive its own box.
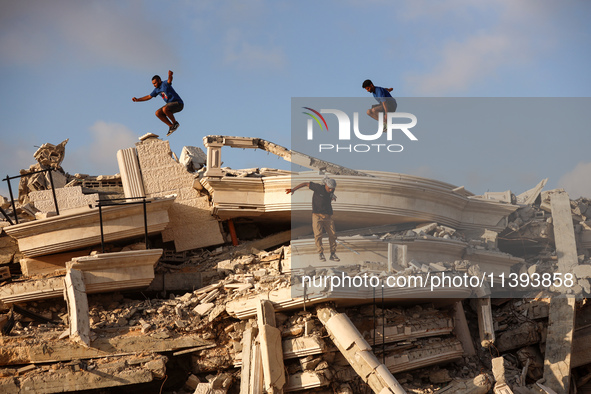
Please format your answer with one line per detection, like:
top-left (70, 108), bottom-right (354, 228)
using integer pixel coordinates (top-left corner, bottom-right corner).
top-left (133, 138), bottom-right (225, 251)
top-left (28, 186), bottom-right (98, 214)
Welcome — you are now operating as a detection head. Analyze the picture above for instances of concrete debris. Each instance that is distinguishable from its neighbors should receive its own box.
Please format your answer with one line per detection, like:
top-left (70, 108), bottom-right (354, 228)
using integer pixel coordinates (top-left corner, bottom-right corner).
top-left (1, 137), bottom-right (590, 393)
top-left (437, 373), bottom-right (493, 393)
top-left (33, 139), bottom-right (69, 169)
top-left (180, 146), bottom-right (207, 173)
top-left (202, 135), bottom-right (373, 177)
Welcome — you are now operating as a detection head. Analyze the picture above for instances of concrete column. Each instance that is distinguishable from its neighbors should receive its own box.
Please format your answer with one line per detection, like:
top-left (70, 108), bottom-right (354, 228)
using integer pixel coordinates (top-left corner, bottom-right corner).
top-left (475, 297), bottom-right (495, 348)
top-left (117, 147), bottom-right (145, 198)
top-left (452, 301), bottom-right (476, 357)
top-left (541, 190), bottom-right (578, 394)
top-left (203, 138), bottom-right (224, 177)
top-left (63, 268), bottom-right (90, 347)
top-left (316, 305), bottom-right (406, 394)
top-left (387, 243), bottom-right (407, 272)
top-left (249, 341), bottom-right (264, 394)
top-left (240, 328), bottom-right (253, 394)
top-left (257, 299), bottom-right (285, 393)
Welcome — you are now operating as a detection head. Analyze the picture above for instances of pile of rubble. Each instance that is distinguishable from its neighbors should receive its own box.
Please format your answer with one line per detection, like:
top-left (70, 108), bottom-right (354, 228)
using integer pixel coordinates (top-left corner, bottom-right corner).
top-left (1, 137), bottom-right (590, 393)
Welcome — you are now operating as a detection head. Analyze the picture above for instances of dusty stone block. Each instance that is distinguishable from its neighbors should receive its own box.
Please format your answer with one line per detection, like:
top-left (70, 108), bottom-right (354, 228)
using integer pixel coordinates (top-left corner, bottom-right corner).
top-left (193, 303), bottom-right (214, 316)
top-left (573, 264), bottom-right (591, 278)
top-left (29, 186), bottom-right (98, 214)
top-left (492, 356), bottom-right (508, 385)
top-left (144, 358), bottom-right (167, 379)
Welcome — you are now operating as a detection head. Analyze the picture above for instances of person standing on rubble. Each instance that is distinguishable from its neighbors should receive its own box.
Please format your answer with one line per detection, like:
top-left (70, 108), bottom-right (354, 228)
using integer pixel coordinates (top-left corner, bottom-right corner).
top-left (362, 79), bottom-right (397, 132)
top-left (286, 178), bottom-right (340, 262)
top-left (132, 70), bottom-right (184, 136)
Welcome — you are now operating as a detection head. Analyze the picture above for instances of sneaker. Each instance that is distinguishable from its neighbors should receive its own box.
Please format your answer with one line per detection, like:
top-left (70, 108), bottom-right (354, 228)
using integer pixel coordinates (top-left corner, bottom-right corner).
top-left (382, 122), bottom-right (387, 133)
top-left (329, 253), bottom-right (340, 262)
top-left (319, 253), bottom-right (326, 262)
top-left (167, 122), bottom-right (180, 136)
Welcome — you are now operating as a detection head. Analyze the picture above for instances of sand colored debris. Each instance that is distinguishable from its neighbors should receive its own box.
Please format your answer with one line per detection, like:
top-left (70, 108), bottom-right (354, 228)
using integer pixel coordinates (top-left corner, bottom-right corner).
top-left (1, 135), bottom-right (590, 393)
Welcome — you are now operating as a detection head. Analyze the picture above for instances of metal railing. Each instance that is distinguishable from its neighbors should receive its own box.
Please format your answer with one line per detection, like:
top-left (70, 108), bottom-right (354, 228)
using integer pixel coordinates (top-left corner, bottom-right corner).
top-left (2, 169), bottom-right (60, 224)
top-left (96, 197), bottom-right (151, 253)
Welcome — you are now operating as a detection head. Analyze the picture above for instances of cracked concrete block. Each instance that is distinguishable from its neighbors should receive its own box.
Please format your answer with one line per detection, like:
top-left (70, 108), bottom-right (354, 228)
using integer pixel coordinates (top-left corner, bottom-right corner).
top-left (193, 303), bottom-right (214, 316)
top-left (29, 186), bottom-right (97, 214)
top-left (573, 264), bottom-right (591, 279)
top-left (492, 357), bottom-right (509, 385)
top-left (145, 358), bottom-right (167, 379)
top-left (180, 146), bottom-right (207, 172)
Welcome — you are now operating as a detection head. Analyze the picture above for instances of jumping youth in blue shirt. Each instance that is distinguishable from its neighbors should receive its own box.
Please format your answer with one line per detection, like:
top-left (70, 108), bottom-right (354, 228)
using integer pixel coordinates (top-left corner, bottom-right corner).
top-left (133, 70), bottom-right (184, 136)
top-left (362, 79), bottom-right (397, 132)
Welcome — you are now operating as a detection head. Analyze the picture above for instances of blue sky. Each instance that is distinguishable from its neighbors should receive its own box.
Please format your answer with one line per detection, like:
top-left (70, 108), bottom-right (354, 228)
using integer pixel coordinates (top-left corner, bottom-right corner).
top-left (1, 0), bottom-right (590, 199)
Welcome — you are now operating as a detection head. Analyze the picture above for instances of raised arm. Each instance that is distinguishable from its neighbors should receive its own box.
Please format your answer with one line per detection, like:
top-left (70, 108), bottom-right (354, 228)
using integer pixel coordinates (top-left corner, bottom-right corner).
top-left (285, 182), bottom-right (309, 194)
top-left (168, 70), bottom-right (173, 84)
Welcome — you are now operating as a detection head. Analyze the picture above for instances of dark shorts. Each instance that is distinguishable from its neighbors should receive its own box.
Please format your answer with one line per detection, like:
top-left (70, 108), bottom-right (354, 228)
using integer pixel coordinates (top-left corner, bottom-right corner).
top-left (164, 102), bottom-right (184, 113)
top-left (372, 98), bottom-right (397, 113)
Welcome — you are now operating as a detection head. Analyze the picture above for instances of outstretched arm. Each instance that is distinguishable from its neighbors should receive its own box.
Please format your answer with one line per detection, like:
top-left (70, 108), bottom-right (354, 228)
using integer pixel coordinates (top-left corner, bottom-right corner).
top-left (285, 182), bottom-right (309, 194)
top-left (168, 70), bottom-right (173, 84)
top-left (132, 95), bottom-right (152, 102)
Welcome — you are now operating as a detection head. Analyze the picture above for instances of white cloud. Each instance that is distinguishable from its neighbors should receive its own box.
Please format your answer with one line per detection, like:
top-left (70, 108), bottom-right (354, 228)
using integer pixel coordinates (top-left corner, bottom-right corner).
top-left (557, 162), bottom-right (591, 199)
top-left (407, 32), bottom-right (519, 95)
top-left (66, 121), bottom-right (137, 176)
top-left (403, 1), bottom-right (556, 95)
top-left (0, 1), bottom-right (176, 71)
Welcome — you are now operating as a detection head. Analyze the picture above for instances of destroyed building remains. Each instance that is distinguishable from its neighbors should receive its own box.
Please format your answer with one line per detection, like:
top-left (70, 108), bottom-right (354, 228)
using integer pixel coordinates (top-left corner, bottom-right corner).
top-left (1, 135), bottom-right (591, 394)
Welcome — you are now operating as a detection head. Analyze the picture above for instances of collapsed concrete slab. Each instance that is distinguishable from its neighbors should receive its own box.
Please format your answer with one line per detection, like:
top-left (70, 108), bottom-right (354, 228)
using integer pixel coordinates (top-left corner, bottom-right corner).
top-left (284, 371), bottom-right (330, 392)
top-left (3, 197), bottom-right (173, 257)
top-left (0, 354), bottom-right (167, 394)
top-left (384, 337), bottom-right (464, 374)
top-left (0, 249), bottom-right (163, 304)
top-left (0, 327), bottom-right (211, 365)
top-left (201, 171), bottom-right (519, 233)
top-left (291, 234), bottom-right (523, 277)
top-left (18, 248), bottom-right (93, 277)
top-left (225, 283), bottom-right (471, 320)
